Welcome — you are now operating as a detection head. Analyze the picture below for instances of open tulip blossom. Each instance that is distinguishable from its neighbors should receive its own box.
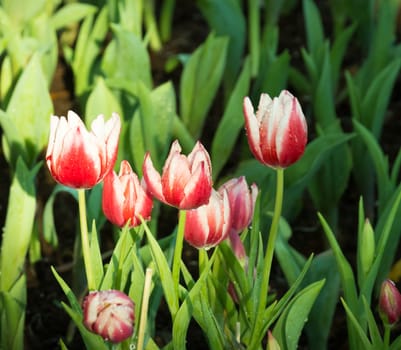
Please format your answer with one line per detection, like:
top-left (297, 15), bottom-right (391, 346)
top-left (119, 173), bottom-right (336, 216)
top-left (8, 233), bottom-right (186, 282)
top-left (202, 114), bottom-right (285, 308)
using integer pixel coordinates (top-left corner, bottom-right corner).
top-left (243, 90), bottom-right (307, 168)
top-left (102, 160), bottom-right (153, 228)
top-left (143, 140), bottom-right (212, 210)
top-left (184, 189), bottom-right (231, 249)
top-left (83, 290), bottom-right (135, 343)
top-left (46, 111), bottom-right (121, 189)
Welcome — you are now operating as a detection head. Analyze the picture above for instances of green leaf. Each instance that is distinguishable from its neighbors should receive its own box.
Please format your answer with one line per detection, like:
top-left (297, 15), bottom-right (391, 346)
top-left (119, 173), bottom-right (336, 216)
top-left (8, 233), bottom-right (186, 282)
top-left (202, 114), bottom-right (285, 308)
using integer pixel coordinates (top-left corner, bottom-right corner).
top-left (284, 131), bottom-right (354, 220)
top-left (142, 221), bottom-right (179, 317)
top-left (172, 252), bottom-right (221, 350)
top-left (1, 0), bottom-right (46, 26)
top-left (197, 0), bottom-right (246, 88)
top-left (211, 58), bottom-right (252, 179)
top-left (273, 280), bottom-right (325, 350)
top-left (362, 58), bottom-right (401, 137)
top-left (51, 3), bottom-right (97, 30)
top-left (0, 274), bottom-right (26, 350)
top-left (51, 267), bottom-right (83, 314)
top-left (151, 82), bottom-right (176, 158)
top-left (352, 119), bottom-right (391, 211)
top-left (0, 159), bottom-right (40, 292)
top-left (303, 251), bottom-right (340, 350)
top-left (362, 297), bottom-right (383, 349)
top-left (70, 6), bottom-right (109, 96)
top-left (85, 77), bottom-right (123, 127)
top-left (101, 226), bottom-right (134, 290)
top-left (303, 0), bottom-right (324, 56)
top-left (180, 34), bottom-right (228, 138)
top-left (257, 50), bottom-right (291, 96)
top-left (61, 302), bottom-right (108, 350)
top-left (330, 24), bottom-right (355, 92)
top-left (42, 185), bottom-right (77, 248)
top-left (340, 298), bottom-right (373, 350)
top-left (314, 46), bottom-right (337, 126)
top-left (318, 213), bottom-right (361, 350)
top-left (248, 256), bottom-right (314, 349)
top-left (5, 53), bottom-right (53, 166)
top-left (102, 24), bottom-right (152, 88)
top-left (363, 183), bottom-right (401, 299)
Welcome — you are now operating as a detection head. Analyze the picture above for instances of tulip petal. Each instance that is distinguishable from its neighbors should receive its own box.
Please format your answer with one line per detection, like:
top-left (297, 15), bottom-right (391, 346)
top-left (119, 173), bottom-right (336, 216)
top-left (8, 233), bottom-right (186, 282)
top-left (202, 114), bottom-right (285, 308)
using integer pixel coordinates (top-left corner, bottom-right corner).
top-left (55, 126), bottom-right (101, 188)
top-left (243, 97), bottom-right (264, 162)
top-left (180, 161), bottom-right (212, 209)
top-left (143, 152), bottom-right (165, 202)
top-left (161, 153), bottom-right (190, 206)
top-left (102, 170), bottom-right (126, 227)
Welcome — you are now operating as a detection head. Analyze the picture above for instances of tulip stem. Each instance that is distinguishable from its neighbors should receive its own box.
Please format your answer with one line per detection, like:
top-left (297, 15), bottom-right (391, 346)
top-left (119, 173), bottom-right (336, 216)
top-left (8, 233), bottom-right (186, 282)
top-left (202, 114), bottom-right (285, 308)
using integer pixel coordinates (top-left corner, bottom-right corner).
top-left (78, 189), bottom-right (95, 290)
top-left (251, 167), bottom-right (284, 345)
top-left (172, 210), bottom-right (187, 306)
top-left (383, 323), bottom-right (391, 349)
top-left (137, 268), bottom-right (153, 350)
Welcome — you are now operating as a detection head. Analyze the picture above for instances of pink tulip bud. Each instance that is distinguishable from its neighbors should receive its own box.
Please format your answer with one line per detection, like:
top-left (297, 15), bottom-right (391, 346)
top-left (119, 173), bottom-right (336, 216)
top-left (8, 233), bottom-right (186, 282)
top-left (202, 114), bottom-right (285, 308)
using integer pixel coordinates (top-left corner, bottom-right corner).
top-left (184, 189), bottom-right (231, 249)
top-left (243, 90), bottom-right (307, 168)
top-left (102, 160), bottom-right (153, 228)
top-left (83, 290), bottom-right (135, 343)
top-left (219, 176), bottom-right (258, 234)
top-left (143, 140), bottom-right (212, 209)
top-left (46, 111), bottom-right (121, 189)
top-left (379, 279), bottom-right (401, 324)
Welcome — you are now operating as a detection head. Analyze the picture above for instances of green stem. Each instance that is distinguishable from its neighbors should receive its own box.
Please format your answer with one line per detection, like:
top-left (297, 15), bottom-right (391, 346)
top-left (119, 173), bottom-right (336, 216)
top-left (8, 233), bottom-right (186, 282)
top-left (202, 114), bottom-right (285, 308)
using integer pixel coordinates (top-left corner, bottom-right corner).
top-left (78, 189), bottom-right (95, 290)
top-left (383, 323), bottom-right (391, 349)
top-left (172, 210), bottom-right (187, 303)
top-left (160, 0), bottom-right (175, 42)
top-left (251, 168), bottom-right (284, 347)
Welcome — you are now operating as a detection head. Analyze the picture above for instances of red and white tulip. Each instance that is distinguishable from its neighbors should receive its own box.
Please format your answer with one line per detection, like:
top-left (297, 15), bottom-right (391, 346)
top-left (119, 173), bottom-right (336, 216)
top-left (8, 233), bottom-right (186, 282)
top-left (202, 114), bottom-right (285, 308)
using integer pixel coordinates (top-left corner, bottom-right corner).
top-left (243, 90), bottom-right (307, 168)
top-left (143, 140), bottom-right (212, 210)
top-left (46, 111), bottom-right (121, 189)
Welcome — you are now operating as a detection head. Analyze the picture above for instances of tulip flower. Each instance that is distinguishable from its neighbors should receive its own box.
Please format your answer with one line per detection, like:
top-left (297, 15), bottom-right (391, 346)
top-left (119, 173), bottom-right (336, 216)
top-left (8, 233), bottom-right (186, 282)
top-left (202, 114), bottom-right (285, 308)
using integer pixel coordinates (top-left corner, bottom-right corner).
top-left (46, 111), bottom-right (121, 189)
top-left (184, 189), bottom-right (231, 249)
top-left (143, 140), bottom-right (212, 210)
top-left (219, 176), bottom-right (258, 265)
top-left (379, 279), bottom-right (401, 325)
top-left (83, 290), bottom-right (135, 343)
top-left (243, 90), bottom-right (307, 168)
top-left (102, 160), bottom-right (153, 228)
top-left (219, 176), bottom-right (258, 235)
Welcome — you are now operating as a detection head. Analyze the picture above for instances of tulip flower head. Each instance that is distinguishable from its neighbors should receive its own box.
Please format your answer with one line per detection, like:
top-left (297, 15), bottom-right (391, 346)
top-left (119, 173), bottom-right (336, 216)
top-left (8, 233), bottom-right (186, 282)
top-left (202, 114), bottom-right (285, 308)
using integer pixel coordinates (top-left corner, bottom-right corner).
top-left (46, 111), bottom-right (121, 189)
top-left (102, 160), bottom-right (153, 228)
top-left (184, 189), bottom-right (231, 249)
top-left (83, 290), bottom-right (135, 343)
top-left (379, 279), bottom-right (401, 325)
top-left (219, 176), bottom-right (258, 235)
top-left (243, 90), bottom-right (307, 168)
top-left (143, 140), bottom-right (212, 210)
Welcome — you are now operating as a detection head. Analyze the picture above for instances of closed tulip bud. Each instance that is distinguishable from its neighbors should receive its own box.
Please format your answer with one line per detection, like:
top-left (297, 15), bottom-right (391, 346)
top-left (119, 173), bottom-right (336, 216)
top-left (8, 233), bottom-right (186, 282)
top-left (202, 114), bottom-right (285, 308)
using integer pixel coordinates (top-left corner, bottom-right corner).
top-left (267, 331), bottom-right (281, 350)
top-left (358, 219), bottom-right (375, 278)
top-left (219, 176), bottom-right (258, 234)
top-left (143, 140), bottom-right (212, 210)
top-left (83, 290), bottom-right (135, 343)
top-left (243, 90), bottom-right (307, 168)
top-left (102, 160), bottom-right (153, 228)
top-left (184, 189), bottom-right (231, 249)
top-left (46, 111), bottom-right (121, 189)
top-left (379, 279), bottom-right (401, 325)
